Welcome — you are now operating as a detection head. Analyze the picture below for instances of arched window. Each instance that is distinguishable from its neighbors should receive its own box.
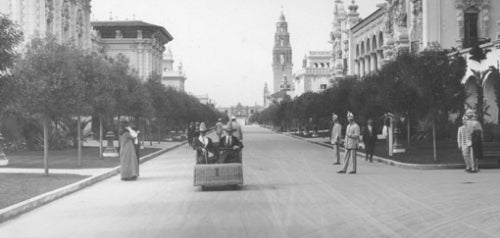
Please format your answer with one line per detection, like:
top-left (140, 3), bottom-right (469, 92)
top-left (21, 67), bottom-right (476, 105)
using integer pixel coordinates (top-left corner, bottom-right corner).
top-left (367, 38), bottom-right (371, 53)
top-left (372, 35), bottom-right (377, 50)
top-left (361, 42), bottom-right (365, 55)
top-left (356, 44), bottom-right (360, 57)
top-left (314, 63), bottom-right (319, 68)
top-left (280, 54), bottom-right (285, 64)
top-left (464, 7), bottom-right (479, 48)
top-left (320, 63), bottom-right (325, 68)
top-left (379, 32), bottom-right (384, 48)
top-left (280, 39), bottom-right (284, 47)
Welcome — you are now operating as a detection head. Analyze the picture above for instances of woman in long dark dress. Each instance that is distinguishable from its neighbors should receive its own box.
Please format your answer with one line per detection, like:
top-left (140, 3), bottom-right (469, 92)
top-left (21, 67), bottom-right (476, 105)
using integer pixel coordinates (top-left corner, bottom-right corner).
top-left (119, 123), bottom-right (139, 180)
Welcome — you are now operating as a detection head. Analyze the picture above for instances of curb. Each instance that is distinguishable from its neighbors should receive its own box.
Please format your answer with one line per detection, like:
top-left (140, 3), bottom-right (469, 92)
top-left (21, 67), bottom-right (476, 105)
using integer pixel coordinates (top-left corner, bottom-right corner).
top-left (263, 126), bottom-right (467, 170)
top-left (0, 141), bottom-right (188, 224)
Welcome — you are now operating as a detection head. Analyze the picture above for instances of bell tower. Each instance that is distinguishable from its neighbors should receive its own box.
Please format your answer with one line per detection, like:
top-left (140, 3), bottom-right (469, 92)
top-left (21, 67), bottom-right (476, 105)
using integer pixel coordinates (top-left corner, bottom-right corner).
top-left (272, 11), bottom-right (293, 93)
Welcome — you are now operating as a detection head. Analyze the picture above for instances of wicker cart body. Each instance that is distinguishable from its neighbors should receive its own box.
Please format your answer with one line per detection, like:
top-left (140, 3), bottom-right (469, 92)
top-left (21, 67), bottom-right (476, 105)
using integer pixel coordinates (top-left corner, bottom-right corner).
top-left (194, 148), bottom-right (243, 189)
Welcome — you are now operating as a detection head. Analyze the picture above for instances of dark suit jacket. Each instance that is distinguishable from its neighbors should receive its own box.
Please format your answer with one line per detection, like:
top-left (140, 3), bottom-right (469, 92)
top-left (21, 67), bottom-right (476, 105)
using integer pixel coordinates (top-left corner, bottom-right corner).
top-left (363, 125), bottom-right (377, 147)
top-left (219, 135), bottom-right (243, 149)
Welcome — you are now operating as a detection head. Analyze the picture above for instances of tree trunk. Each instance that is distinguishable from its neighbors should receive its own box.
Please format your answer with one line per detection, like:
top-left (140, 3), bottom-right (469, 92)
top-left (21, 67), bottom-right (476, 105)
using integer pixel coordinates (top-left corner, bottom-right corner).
top-left (432, 119), bottom-right (437, 162)
top-left (407, 117), bottom-right (410, 155)
top-left (99, 116), bottom-right (103, 160)
top-left (77, 116), bottom-right (82, 167)
top-left (478, 86), bottom-right (484, 126)
top-left (158, 119), bottom-right (161, 144)
top-left (149, 118), bottom-right (153, 146)
top-left (43, 118), bottom-right (49, 176)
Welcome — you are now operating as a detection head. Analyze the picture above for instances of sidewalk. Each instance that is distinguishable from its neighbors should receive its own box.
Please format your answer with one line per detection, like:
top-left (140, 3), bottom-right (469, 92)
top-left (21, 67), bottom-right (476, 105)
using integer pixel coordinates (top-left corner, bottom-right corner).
top-left (272, 129), bottom-right (469, 170)
top-left (0, 139), bottom-right (188, 224)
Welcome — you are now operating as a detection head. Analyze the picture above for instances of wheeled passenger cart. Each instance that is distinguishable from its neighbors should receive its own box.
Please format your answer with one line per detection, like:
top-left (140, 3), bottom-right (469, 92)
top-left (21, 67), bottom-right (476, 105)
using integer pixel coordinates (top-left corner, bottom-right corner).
top-left (194, 147), bottom-right (243, 189)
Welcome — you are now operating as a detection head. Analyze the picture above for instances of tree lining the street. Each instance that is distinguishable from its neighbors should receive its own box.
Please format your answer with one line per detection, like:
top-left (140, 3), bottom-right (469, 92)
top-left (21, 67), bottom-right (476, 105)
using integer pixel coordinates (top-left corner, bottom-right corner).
top-left (2, 36), bottom-right (223, 174)
top-left (251, 49), bottom-right (469, 160)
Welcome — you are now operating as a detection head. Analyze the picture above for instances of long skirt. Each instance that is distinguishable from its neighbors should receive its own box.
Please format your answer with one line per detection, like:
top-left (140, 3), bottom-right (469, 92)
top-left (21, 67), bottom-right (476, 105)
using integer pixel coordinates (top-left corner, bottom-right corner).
top-left (120, 142), bottom-right (139, 179)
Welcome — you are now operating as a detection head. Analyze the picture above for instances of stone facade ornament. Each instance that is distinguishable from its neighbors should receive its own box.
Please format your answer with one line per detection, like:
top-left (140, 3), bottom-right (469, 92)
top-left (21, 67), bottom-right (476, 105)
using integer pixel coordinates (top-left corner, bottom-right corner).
top-left (455, 0), bottom-right (490, 47)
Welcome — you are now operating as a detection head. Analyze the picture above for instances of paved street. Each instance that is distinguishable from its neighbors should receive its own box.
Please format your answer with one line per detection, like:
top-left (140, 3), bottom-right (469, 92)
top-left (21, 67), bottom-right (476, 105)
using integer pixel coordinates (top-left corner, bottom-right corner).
top-left (1, 126), bottom-right (500, 238)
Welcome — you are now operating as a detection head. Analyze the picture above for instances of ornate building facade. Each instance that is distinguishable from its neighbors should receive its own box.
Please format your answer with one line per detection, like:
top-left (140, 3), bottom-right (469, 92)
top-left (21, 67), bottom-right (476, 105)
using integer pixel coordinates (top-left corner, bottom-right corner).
top-left (1, 0), bottom-right (92, 50)
top-left (218, 103), bottom-right (263, 125)
top-left (92, 21), bottom-right (173, 81)
top-left (332, 0), bottom-right (500, 79)
top-left (272, 12), bottom-right (294, 93)
top-left (161, 48), bottom-right (186, 91)
top-left (331, 0), bottom-right (500, 124)
top-left (293, 51), bottom-right (333, 96)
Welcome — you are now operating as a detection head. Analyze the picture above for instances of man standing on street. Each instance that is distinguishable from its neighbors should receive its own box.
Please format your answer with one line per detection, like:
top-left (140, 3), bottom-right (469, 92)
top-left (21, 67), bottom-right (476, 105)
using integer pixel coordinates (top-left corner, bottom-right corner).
top-left (330, 113), bottom-right (342, 165)
top-left (338, 111), bottom-right (360, 174)
top-left (457, 115), bottom-right (473, 172)
top-left (363, 118), bottom-right (377, 162)
top-left (230, 116), bottom-right (243, 141)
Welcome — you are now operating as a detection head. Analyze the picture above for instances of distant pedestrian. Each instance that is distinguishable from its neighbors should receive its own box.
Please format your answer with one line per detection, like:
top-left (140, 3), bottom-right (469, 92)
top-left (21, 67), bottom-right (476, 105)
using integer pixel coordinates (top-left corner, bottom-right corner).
top-left (467, 110), bottom-right (483, 173)
top-left (338, 111), bottom-right (360, 174)
top-left (187, 122), bottom-right (194, 146)
top-left (191, 121), bottom-right (201, 149)
top-left (330, 113), bottom-right (342, 165)
top-left (119, 122), bottom-right (139, 181)
top-left (457, 115), bottom-right (473, 172)
top-left (215, 118), bottom-right (224, 142)
top-left (229, 116), bottom-right (243, 141)
top-left (363, 118), bottom-right (377, 162)
top-left (229, 116), bottom-right (243, 159)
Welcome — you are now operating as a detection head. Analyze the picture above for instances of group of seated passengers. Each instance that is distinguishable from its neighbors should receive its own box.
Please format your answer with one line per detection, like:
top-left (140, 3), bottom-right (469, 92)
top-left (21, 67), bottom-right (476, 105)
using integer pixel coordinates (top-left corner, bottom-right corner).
top-left (193, 123), bottom-right (243, 164)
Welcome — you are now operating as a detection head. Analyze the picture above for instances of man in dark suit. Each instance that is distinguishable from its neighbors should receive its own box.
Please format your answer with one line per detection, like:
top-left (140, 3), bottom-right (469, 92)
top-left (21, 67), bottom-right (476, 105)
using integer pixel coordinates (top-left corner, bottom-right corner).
top-left (363, 118), bottom-right (377, 162)
top-left (218, 124), bottom-right (243, 163)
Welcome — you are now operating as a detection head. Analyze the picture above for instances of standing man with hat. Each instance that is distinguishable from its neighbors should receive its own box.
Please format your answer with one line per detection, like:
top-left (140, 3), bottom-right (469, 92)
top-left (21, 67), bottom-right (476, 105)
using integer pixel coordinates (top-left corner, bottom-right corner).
top-left (338, 111), bottom-right (360, 174)
top-left (466, 109), bottom-right (483, 173)
top-left (363, 118), bottom-right (377, 163)
top-left (457, 114), bottom-right (473, 172)
top-left (229, 116), bottom-right (243, 141)
top-left (330, 113), bottom-right (342, 165)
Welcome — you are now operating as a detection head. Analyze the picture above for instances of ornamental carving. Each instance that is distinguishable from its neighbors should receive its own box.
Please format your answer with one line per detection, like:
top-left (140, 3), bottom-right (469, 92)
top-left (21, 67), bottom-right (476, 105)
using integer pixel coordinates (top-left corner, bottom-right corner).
top-left (411, 0), bottom-right (422, 16)
top-left (393, 0), bottom-right (407, 27)
top-left (455, 0), bottom-right (488, 10)
top-left (45, 0), bottom-right (54, 23)
top-left (455, 0), bottom-right (490, 46)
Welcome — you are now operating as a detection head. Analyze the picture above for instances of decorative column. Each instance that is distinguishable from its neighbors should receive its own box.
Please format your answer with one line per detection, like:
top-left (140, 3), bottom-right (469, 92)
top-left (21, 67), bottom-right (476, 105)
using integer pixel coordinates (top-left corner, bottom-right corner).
top-left (410, 0), bottom-right (423, 52)
top-left (392, 0), bottom-right (410, 53)
top-left (381, 2), bottom-right (396, 62)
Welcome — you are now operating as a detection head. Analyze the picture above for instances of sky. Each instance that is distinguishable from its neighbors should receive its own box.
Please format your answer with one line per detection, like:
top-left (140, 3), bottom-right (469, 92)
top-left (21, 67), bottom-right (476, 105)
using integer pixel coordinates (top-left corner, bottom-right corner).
top-left (92, 0), bottom-right (381, 107)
